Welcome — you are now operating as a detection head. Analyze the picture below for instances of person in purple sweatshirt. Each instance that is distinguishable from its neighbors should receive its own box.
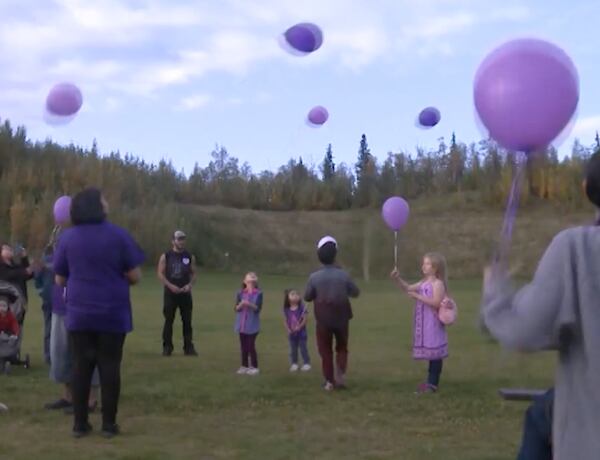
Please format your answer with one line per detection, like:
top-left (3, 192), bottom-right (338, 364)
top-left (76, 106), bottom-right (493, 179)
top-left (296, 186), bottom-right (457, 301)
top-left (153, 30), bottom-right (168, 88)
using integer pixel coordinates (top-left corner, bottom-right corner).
top-left (44, 236), bottom-right (100, 415)
top-left (304, 236), bottom-right (360, 391)
top-left (54, 188), bottom-right (145, 438)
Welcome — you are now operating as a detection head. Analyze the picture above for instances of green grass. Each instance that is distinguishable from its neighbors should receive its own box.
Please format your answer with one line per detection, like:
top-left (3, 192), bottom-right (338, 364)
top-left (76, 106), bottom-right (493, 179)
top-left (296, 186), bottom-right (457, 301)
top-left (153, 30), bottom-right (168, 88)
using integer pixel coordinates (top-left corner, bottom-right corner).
top-left (0, 273), bottom-right (554, 460)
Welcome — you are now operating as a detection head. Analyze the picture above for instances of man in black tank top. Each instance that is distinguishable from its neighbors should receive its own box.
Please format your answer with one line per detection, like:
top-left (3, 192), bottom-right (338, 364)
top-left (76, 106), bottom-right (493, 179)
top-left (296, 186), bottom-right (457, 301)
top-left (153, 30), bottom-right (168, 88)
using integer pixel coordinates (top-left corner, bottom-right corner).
top-left (157, 230), bottom-right (197, 356)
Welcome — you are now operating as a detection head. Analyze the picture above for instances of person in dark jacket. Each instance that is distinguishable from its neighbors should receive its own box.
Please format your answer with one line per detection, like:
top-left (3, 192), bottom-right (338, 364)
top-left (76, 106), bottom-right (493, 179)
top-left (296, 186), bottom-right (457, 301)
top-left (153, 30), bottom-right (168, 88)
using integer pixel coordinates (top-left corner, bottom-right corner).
top-left (34, 247), bottom-right (54, 365)
top-left (304, 236), bottom-right (360, 391)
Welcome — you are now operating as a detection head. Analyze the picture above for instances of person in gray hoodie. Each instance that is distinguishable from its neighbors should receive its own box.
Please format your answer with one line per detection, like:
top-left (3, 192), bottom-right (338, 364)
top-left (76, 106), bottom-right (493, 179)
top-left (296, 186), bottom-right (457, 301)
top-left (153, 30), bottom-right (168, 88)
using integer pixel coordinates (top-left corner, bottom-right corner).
top-left (481, 150), bottom-right (600, 460)
top-left (304, 236), bottom-right (360, 391)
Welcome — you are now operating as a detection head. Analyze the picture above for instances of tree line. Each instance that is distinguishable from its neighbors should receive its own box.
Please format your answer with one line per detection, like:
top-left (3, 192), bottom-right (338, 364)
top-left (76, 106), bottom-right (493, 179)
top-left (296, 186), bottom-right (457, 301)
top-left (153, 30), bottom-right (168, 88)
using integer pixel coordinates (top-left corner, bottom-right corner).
top-left (0, 118), bottom-right (597, 264)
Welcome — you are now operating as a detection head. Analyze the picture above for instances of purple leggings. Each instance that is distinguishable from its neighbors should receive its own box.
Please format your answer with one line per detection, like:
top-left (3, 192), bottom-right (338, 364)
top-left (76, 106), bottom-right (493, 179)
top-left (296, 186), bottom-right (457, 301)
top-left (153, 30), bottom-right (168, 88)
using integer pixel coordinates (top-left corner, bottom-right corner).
top-left (239, 333), bottom-right (258, 368)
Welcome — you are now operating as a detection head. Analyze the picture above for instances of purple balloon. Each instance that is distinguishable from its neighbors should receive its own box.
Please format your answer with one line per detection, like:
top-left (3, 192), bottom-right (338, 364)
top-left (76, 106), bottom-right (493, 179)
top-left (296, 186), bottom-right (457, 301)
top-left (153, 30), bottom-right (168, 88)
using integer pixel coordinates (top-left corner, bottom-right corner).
top-left (418, 107), bottom-right (441, 128)
top-left (307, 106), bottom-right (329, 126)
top-left (284, 23), bottom-right (323, 54)
top-left (382, 196), bottom-right (410, 231)
top-left (46, 83), bottom-right (83, 117)
top-left (474, 38), bottom-right (579, 152)
top-left (53, 196), bottom-right (71, 225)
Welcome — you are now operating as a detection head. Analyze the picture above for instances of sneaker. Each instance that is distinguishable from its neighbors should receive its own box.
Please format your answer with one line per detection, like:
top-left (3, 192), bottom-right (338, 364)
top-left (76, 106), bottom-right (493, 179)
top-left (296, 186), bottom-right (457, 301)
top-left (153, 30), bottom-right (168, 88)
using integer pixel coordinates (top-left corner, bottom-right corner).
top-left (323, 381), bottom-right (335, 391)
top-left (246, 367), bottom-right (260, 376)
top-left (162, 346), bottom-right (173, 357)
top-left (415, 383), bottom-right (437, 394)
top-left (301, 364), bottom-right (311, 372)
top-left (101, 423), bottom-right (120, 438)
top-left (236, 367), bottom-right (249, 375)
top-left (45, 398), bottom-right (72, 410)
top-left (72, 421), bottom-right (93, 438)
top-left (289, 364), bottom-right (299, 372)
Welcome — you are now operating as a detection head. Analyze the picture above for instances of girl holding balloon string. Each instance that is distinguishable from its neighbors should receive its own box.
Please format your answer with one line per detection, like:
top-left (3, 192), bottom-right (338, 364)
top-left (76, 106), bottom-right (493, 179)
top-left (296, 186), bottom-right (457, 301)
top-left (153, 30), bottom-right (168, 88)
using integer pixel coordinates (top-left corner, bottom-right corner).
top-left (390, 253), bottom-right (449, 394)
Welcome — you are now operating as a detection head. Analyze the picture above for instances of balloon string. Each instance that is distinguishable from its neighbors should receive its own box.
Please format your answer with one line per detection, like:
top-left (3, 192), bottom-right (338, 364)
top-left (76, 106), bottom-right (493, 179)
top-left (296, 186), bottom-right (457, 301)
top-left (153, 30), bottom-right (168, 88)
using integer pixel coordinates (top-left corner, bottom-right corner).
top-left (493, 151), bottom-right (527, 273)
top-left (394, 231), bottom-right (398, 270)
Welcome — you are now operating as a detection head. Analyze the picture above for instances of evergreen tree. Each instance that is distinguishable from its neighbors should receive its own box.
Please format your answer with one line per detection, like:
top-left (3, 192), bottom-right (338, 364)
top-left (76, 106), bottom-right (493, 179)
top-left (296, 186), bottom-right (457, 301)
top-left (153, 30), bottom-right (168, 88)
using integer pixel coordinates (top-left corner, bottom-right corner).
top-left (321, 143), bottom-right (335, 181)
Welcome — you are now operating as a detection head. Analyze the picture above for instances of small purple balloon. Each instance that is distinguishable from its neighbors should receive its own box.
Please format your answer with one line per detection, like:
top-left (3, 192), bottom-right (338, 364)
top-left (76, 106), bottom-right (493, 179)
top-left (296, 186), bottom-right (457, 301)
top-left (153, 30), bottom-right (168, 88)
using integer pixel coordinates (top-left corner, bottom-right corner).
top-left (474, 38), bottom-right (579, 152)
top-left (53, 196), bottom-right (72, 225)
top-left (307, 106), bottom-right (329, 126)
top-left (418, 107), bottom-right (441, 128)
top-left (46, 83), bottom-right (83, 117)
top-left (382, 196), bottom-right (410, 231)
top-left (284, 23), bottom-right (323, 54)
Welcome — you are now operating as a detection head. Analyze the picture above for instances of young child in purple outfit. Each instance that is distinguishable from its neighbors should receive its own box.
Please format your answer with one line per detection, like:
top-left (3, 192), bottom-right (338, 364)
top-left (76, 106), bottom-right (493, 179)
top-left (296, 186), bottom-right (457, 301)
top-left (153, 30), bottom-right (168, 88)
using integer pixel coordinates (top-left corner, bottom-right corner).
top-left (283, 289), bottom-right (311, 372)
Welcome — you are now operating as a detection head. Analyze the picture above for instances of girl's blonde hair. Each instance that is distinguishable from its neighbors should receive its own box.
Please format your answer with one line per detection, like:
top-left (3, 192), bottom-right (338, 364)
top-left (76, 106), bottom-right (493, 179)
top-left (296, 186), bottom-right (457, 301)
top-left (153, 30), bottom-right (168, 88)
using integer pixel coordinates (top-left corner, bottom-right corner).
top-left (424, 252), bottom-right (448, 289)
top-left (242, 272), bottom-right (259, 289)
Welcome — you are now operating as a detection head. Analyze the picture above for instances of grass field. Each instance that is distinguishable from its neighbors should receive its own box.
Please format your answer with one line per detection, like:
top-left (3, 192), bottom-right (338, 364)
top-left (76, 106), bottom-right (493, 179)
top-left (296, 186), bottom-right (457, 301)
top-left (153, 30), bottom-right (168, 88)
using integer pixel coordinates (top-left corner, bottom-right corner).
top-left (0, 273), bottom-right (554, 460)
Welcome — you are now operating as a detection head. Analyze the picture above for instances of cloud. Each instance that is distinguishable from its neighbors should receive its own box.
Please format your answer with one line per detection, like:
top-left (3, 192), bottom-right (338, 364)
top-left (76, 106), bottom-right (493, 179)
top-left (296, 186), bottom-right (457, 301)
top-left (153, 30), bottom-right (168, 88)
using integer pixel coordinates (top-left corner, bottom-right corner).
top-left (176, 94), bottom-right (212, 111)
top-left (0, 0), bottom-right (540, 120)
top-left (573, 115), bottom-right (600, 137)
top-left (489, 6), bottom-right (531, 21)
top-left (403, 12), bottom-right (476, 40)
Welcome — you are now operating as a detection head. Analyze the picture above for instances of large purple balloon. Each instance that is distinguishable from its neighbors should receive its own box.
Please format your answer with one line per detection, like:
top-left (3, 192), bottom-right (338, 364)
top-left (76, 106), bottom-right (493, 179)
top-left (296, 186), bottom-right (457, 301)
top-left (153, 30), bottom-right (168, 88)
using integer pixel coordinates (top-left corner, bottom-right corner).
top-left (418, 107), bottom-right (441, 128)
top-left (284, 23), bottom-right (323, 54)
top-left (307, 106), bottom-right (329, 126)
top-left (474, 38), bottom-right (579, 152)
top-left (46, 83), bottom-right (83, 117)
top-left (53, 196), bottom-right (71, 225)
top-left (382, 196), bottom-right (410, 231)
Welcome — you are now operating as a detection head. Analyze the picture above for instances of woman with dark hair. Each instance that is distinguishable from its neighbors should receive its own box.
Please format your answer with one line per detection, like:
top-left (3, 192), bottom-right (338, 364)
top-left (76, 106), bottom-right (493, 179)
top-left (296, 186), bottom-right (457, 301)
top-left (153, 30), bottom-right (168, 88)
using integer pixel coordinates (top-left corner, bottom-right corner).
top-left (54, 188), bottom-right (145, 438)
top-left (481, 151), bottom-right (600, 459)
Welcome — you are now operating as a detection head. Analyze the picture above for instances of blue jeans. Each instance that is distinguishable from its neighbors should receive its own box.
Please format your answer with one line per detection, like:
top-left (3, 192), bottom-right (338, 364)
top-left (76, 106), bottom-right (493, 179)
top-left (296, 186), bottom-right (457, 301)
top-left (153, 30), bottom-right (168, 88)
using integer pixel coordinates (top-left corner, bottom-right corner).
top-left (427, 360), bottom-right (443, 387)
top-left (517, 388), bottom-right (553, 460)
top-left (289, 335), bottom-right (310, 365)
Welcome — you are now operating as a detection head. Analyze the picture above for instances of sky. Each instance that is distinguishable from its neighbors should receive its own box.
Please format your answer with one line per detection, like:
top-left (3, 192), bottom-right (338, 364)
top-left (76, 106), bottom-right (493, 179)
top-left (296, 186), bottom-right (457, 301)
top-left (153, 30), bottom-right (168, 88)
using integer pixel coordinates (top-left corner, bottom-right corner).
top-left (0, 0), bottom-right (598, 175)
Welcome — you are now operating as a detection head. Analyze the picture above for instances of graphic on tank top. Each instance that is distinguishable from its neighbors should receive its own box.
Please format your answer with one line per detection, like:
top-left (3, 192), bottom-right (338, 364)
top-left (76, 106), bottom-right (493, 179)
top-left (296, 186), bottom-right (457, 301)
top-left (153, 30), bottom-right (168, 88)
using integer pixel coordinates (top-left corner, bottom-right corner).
top-left (166, 251), bottom-right (192, 287)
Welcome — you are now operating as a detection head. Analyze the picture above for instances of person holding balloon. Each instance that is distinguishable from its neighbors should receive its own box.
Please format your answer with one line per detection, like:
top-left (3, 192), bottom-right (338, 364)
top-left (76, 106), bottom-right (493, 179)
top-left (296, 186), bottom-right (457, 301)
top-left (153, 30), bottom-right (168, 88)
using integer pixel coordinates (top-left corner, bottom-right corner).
top-left (390, 253), bottom-right (450, 394)
top-left (53, 189), bottom-right (144, 437)
top-left (474, 36), bottom-right (596, 459)
top-left (382, 196), bottom-right (450, 393)
top-left (481, 151), bottom-right (600, 459)
top-left (45, 197), bottom-right (100, 416)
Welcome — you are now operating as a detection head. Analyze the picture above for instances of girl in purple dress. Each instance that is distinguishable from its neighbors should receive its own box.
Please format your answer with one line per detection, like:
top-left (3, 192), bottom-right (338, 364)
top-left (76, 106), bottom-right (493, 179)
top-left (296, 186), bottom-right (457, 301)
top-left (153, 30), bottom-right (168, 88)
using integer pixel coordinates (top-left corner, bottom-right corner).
top-left (391, 252), bottom-right (449, 394)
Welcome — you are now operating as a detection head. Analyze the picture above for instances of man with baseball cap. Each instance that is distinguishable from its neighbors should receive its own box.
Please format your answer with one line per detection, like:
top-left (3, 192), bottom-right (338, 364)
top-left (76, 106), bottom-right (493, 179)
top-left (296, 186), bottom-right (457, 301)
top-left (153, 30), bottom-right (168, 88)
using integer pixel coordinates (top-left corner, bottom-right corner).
top-left (157, 230), bottom-right (197, 356)
top-left (304, 236), bottom-right (360, 391)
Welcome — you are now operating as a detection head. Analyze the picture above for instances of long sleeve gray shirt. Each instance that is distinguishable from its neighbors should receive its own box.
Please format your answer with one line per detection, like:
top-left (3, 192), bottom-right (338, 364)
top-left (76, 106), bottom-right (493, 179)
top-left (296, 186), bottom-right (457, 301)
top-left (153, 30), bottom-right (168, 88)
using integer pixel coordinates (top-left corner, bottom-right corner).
top-left (481, 226), bottom-right (600, 459)
top-left (304, 265), bottom-right (360, 329)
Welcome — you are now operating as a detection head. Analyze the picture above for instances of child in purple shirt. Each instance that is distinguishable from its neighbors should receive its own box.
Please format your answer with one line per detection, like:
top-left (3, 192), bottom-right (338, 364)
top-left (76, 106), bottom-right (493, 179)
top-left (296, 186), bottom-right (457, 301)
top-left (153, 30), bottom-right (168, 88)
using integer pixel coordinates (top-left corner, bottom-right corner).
top-left (283, 289), bottom-right (311, 372)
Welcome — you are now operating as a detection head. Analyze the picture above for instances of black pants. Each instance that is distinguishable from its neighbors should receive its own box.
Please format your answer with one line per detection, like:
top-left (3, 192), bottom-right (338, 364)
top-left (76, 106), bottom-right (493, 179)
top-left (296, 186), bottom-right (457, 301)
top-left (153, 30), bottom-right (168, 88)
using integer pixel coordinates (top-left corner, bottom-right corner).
top-left (162, 292), bottom-right (194, 351)
top-left (427, 360), bottom-right (443, 387)
top-left (41, 301), bottom-right (52, 365)
top-left (517, 388), bottom-right (553, 460)
top-left (70, 331), bottom-right (125, 428)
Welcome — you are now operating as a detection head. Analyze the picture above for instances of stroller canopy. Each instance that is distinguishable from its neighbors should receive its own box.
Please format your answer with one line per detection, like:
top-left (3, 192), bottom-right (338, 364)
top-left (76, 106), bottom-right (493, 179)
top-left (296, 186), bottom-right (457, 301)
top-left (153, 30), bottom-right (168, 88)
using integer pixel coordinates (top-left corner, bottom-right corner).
top-left (0, 281), bottom-right (25, 322)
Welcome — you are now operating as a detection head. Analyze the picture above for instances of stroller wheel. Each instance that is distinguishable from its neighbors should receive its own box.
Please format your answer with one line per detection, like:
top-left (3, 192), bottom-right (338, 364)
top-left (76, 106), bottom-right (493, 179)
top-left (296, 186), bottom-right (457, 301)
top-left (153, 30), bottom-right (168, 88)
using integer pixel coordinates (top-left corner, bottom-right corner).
top-left (24, 354), bottom-right (30, 369)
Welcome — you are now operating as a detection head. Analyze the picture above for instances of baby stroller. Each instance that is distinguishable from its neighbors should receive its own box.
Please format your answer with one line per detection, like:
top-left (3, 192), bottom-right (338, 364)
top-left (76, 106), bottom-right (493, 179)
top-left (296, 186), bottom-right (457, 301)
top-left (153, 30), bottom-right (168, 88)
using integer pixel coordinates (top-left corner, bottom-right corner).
top-left (0, 281), bottom-right (30, 374)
